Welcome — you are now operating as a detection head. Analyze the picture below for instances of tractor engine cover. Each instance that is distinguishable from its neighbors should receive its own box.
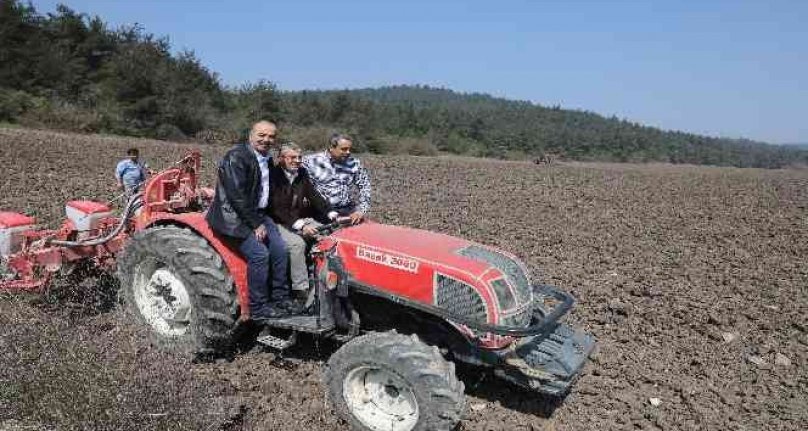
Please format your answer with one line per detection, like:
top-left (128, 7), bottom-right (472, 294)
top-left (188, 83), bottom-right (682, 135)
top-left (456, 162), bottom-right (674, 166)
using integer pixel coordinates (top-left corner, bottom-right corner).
top-left (65, 200), bottom-right (112, 231)
top-left (330, 223), bottom-right (535, 347)
top-left (0, 212), bottom-right (36, 256)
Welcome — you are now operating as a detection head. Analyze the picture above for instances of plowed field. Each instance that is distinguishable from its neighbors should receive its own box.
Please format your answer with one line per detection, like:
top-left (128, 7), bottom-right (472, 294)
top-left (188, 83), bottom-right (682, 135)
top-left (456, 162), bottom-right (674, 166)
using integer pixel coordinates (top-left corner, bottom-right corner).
top-left (1, 127), bottom-right (806, 431)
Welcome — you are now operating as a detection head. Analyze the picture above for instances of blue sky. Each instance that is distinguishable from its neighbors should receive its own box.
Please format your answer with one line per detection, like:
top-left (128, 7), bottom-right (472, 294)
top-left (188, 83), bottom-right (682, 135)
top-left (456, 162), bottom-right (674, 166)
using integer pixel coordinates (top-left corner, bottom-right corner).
top-left (32, 0), bottom-right (808, 143)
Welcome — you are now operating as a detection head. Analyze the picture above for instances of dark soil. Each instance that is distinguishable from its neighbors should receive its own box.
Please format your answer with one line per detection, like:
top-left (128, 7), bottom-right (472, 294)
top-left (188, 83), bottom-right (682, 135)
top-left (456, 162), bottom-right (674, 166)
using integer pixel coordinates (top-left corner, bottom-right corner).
top-left (1, 127), bottom-right (806, 431)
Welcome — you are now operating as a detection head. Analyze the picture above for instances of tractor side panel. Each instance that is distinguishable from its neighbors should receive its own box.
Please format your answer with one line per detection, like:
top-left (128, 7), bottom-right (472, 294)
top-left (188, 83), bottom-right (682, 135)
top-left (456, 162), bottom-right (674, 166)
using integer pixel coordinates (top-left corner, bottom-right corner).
top-left (335, 239), bottom-right (499, 321)
top-left (145, 212), bottom-right (249, 314)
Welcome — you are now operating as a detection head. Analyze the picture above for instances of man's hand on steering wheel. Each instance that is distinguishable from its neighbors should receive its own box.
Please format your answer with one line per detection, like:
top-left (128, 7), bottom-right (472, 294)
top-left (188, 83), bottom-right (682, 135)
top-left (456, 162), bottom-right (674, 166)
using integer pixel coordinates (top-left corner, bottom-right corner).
top-left (348, 211), bottom-right (364, 225)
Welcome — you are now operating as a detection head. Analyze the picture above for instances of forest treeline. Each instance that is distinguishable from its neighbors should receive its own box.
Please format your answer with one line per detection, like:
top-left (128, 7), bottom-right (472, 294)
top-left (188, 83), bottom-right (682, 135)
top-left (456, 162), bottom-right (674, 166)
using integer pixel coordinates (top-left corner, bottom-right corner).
top-left (1, 1), bottom-right (805, 168)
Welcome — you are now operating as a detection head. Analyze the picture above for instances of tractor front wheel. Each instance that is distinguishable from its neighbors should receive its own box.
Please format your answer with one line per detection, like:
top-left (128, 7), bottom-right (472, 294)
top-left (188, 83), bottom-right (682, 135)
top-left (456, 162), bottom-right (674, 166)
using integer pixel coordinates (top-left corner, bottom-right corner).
top-left (325, 331), bottom-right (466, 431)
top-left (117, 225), bottom-right (237, 356)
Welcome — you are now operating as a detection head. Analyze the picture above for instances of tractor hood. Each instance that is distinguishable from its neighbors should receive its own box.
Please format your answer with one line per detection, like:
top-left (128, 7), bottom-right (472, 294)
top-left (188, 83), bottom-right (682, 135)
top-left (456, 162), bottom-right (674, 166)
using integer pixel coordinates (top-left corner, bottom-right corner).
top-left (330, 223), bottom-right (492, 277)
top-left (329, 222), bottom-right (535, 328)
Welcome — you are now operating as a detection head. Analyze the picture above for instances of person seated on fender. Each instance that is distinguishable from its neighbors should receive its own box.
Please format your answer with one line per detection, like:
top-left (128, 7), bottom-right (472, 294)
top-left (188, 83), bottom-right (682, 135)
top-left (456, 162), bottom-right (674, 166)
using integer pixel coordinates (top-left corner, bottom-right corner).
top-left (206, 120), bottom-right (292, 320)
top-left (270, 142), bottom-right (337, 312)
top-left (302, 133), bottom-right (371, 224)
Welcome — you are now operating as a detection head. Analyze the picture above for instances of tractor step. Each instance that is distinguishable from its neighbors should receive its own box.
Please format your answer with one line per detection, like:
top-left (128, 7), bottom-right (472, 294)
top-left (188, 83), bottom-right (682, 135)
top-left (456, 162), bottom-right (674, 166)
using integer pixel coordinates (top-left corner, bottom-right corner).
top-left (257, 330), bottom-right (297, 350)
top-left (260, 314), bottom-right (335, 334)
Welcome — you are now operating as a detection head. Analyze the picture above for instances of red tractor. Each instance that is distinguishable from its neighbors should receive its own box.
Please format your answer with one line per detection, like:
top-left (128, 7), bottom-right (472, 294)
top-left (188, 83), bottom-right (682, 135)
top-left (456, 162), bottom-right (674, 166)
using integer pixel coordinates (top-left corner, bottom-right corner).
top-left (0, 152), bottom-right (595, 431)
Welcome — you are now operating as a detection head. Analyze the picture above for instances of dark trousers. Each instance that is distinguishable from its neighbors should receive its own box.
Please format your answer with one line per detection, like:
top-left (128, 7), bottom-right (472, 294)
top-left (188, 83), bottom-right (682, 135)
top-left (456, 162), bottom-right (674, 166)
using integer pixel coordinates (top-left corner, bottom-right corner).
top-left (237, 217), bottom-right (289, 316)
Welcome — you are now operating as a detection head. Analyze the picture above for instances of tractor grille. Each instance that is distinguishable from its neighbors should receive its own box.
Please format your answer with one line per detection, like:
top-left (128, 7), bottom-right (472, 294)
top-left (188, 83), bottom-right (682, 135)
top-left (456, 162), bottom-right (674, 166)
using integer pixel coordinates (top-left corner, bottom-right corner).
top-left (457, 245), bottom-right (532, 303)
top-left (434, 273), bottom-right (488, 324)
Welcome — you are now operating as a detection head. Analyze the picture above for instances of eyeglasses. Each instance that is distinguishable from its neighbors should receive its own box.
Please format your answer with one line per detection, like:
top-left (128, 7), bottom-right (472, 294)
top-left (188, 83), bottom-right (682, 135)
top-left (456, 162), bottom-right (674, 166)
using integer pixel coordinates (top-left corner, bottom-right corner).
top-left (282, 155), bottom-right (301, 160)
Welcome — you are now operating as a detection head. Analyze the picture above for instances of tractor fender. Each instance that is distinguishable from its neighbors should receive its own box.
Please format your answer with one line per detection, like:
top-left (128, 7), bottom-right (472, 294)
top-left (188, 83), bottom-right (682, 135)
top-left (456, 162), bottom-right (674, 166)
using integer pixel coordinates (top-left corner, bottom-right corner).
top-left (141, 212), bottom-right (249, 315)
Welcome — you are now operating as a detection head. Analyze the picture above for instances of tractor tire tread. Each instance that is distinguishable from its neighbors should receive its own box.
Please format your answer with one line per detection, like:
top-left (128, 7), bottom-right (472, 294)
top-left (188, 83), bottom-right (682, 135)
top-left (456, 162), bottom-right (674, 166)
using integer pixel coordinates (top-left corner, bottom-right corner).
top-left (325, 331), bottom-right (465, 431)
top-left (117, 225), bottom-right (237, 356)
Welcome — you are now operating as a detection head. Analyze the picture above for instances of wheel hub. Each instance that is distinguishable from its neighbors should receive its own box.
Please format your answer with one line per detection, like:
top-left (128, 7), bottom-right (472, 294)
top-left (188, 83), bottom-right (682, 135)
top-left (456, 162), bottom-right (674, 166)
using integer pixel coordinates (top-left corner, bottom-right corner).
top-left (343, 366), bottom-right (419, 431)
top-left (133, 262), bottom-right (192, 337)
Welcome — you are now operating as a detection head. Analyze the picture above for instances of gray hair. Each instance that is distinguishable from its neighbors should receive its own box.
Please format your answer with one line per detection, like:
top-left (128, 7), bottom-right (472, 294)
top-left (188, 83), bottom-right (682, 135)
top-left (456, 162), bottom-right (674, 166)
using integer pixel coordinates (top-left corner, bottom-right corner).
top-left (278, 141), bottom-right (302, 157)
top-left (328, 133), bottom-right (353, 148)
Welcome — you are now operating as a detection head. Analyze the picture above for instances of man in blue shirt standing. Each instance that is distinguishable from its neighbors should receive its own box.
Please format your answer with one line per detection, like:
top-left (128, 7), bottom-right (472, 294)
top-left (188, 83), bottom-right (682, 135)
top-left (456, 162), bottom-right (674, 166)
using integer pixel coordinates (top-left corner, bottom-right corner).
top-left (115, 148), bottom-right (150, 196)
top-left (206, 121), bottom-right (296, 320)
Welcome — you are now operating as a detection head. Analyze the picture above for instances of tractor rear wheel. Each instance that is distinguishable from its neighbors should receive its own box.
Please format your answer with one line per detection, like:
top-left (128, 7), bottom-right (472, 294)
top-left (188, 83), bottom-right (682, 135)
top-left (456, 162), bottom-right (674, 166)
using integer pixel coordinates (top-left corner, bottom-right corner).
top-left (325, 331), bottom-right (466, 431)
top-left (117, 225), bottom-right (237, 356)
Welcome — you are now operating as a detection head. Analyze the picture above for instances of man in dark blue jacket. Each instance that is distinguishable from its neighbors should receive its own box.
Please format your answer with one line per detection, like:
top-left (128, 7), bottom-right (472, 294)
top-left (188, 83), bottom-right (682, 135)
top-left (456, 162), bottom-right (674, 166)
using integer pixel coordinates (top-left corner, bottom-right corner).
top-left (206, 120), bottom-right (293, 319)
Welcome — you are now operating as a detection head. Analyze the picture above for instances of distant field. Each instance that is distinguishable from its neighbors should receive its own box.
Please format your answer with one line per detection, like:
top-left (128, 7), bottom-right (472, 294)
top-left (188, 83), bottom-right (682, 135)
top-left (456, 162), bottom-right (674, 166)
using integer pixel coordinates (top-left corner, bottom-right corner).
top-left (1, 127), bottom-right (806, 431)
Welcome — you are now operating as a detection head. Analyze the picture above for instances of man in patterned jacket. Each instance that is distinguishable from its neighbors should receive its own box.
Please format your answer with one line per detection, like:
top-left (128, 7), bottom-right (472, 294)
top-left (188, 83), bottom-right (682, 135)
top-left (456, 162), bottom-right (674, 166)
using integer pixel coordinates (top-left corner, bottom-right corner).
top-left (302, 133), bottom-right (371, 225)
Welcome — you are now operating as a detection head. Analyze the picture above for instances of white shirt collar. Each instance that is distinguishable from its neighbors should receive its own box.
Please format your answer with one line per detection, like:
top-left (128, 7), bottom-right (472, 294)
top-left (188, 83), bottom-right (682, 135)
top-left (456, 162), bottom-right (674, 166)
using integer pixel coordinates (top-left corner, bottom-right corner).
top-left (284, 168), bottom-right (298, 183)
top-left (251, 147), bottom-right (270, 164)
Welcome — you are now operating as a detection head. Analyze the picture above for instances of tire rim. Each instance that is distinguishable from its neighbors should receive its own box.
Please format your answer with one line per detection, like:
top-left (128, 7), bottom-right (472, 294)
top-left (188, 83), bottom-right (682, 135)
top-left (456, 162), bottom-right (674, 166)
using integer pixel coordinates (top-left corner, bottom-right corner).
top-left (132, 259), bottom-right (192, 337)
top-left (343, 366), bottom-right (419, 431)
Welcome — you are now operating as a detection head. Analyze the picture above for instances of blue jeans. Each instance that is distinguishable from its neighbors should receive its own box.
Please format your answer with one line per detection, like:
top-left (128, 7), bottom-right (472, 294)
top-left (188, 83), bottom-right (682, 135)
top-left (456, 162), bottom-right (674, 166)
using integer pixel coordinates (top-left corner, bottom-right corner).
top-left (237, 217), bottom-right (289, 316)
